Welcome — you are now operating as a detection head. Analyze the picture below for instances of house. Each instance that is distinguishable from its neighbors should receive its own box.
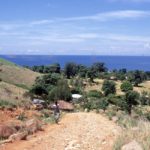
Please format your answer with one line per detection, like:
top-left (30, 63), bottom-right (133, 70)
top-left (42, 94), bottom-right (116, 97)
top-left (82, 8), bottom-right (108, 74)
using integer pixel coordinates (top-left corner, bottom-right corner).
top-left (72, 94), bottom-right (82, 103)
top-left (50, 100), bottom-right (74, 111)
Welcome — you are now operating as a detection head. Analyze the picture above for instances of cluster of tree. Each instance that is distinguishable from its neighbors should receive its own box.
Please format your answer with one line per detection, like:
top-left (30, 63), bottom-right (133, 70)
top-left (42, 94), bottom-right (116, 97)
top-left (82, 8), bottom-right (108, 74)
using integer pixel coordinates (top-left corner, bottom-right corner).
top-left (25, 63), bottom-right (61, 73)
top-left (26, 63), bottom-right (150, 87)
top-left (26, 62), bottom-right (108, 81)
top-left (111, 69), bottom-right (148, 86)
top-left (83, 79), bottom-right (150, 115)
top-left (29, 73), bottom-right (71, 102)
top-left (27, 62), bottom-right (150, 114)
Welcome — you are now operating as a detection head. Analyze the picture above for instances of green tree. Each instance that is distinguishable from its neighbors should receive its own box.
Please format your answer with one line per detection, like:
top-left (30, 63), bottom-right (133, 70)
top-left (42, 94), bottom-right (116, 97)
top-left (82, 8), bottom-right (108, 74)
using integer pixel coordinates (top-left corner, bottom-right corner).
top-left (87, 68), bottom-right (96, 82)
top-left (99, 97), bottom-right (109, 111)
top-left (125, 91), bottom-right (140, 115)
top-left (48, 63), bottom-right (61, 73)
top-left (77, 64), bottom-right (88, 78)
top-left (64, 62), bottom-right (77, 78)
top-left (102, 80), bottom-right (116, 96)
top-left (30, 84), bottom-right (48, 96)
top-left (120, 81), bottom-right (133, 92)
top-left (48, 79), bottom-right (71, 101)
top-left (91, 62), bottom-right (107, 73)
top-left (127, 70), bottom-right (147, 87)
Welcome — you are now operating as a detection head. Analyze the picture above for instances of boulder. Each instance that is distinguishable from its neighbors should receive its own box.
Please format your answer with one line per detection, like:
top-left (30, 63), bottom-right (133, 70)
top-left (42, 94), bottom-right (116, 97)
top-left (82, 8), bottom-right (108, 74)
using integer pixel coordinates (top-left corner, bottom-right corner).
top-left (25, 119), bottom-right (43, 134)
top-left (0, 125), bottom-right (17, 138)
top-left (112, 116), bottom-right (118, 122)
top-left (9, 131), bottom-right (28, 142)
top-left (121, 140), bottom-right (143, 150)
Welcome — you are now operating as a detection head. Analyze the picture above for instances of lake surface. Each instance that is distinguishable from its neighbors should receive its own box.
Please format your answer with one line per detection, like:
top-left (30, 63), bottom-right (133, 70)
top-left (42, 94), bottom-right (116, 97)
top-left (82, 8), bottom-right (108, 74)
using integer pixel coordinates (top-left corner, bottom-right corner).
top-left (0, 55), bottom-right (150, 71)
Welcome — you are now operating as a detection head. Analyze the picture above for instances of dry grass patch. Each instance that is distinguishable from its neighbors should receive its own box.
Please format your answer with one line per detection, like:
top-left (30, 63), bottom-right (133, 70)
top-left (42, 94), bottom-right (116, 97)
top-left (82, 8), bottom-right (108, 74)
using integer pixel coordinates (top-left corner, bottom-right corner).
top-left (84, 78), bottom-right (150, 96)
top-left (113, 119), bottom-right (150, 150)
top-left (0, 64), bottom-right (40, 88)
top-left (0, 81), bottom-right (31, 105)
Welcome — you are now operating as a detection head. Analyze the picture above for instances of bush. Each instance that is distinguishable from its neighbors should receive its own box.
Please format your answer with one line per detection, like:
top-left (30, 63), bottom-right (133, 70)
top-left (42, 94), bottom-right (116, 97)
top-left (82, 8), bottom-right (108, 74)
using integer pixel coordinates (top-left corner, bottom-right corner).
top-left (0, 99), bottom-right (17, 108)
top-left (48, 79), bottom-right (71, 101)
top-left (30, 84), bottom-right (48, 96)
top-left (120, 81), bottom-right (133, 92)
top-left (139, 91), bottom-right (150, 105)
top-left (102, 80), bottom-right (116, 96)
top-left (124, 91), bottom-right (140, 115)
top-left (99, 97), bottom-right (109, 111)
top-left (87, 90), bottom-right (103, 98)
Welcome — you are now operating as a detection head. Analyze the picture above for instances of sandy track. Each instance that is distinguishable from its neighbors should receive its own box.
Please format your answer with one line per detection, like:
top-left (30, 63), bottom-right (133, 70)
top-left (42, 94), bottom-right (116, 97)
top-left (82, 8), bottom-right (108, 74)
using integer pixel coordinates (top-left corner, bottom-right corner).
top-left (0, 112), bottom-right (121, 150)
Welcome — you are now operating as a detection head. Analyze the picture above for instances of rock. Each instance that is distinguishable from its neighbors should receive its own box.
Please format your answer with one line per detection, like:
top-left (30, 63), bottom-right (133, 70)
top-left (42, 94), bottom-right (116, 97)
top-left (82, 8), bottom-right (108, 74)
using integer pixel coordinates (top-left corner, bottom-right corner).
top-left (0, 125), bottom-right (17, 138)
top-left (25, 119), bottom-right (43, 134)
top-left (9, 131), bottom-right (28, 142)
top-left (121, 140), bottom-right (143, 150)
top-left (112, 116), bottom-right (118, 122)
top-left (131, 127), bottom-right (139, 132)
top-left (84, 108), bottom-right (88, 112)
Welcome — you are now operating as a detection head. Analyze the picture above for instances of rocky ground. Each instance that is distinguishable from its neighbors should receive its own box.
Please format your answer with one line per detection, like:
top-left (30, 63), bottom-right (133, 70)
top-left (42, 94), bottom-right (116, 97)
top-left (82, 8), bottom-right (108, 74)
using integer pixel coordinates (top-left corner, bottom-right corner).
top-left (0, 112), bottom-right (121, 150)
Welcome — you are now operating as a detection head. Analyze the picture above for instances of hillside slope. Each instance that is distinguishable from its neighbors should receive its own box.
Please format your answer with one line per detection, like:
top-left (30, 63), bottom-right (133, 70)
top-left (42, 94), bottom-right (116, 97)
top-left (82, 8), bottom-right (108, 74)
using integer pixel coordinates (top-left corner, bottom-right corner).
top-left (0, 58), bottom-right (40, 88)
top-left (0, 81), bottom-right (31, 104)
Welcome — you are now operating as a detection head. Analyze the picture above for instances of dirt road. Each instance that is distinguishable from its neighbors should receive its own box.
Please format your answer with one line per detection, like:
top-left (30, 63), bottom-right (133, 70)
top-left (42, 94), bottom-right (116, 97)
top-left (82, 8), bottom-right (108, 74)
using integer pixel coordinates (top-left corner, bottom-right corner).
top-left (0, 112), bottom-right (121, 150)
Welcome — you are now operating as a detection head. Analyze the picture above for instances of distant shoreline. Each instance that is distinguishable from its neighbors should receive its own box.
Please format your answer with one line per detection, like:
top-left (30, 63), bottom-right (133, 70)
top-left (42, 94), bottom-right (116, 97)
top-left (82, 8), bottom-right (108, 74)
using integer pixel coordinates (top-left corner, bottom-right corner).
top-left (0, 55), bottom-right (150, 71)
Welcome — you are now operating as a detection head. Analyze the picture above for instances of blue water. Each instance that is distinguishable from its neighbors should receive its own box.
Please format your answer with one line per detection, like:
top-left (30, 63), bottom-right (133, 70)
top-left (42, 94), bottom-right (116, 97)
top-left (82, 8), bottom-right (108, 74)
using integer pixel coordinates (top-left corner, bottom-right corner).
top-left (0, 55), bottom-right (150, 71)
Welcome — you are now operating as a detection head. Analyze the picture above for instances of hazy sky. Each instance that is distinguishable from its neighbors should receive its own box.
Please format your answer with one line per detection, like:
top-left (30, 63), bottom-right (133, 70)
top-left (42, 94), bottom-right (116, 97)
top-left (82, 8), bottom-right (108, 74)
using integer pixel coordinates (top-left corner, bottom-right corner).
top-left (0, 0), bottom-right (150, 55)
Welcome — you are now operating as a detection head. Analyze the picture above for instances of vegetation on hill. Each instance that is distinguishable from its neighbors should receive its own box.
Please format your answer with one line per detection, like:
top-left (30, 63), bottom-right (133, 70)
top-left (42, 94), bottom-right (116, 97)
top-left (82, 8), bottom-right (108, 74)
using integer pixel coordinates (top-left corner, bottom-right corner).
top-left (0, 59), bottom-right (150, 149)
top-left (0, 58), bottom-right (41, 88)
top-left (0, 58), bottom-right (16, 66)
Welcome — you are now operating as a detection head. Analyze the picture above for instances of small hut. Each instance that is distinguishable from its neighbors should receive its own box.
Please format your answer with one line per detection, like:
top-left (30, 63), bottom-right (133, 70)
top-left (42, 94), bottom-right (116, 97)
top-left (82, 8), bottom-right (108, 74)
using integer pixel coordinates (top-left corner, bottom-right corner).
top-left (51, 100), bottom-right (74, 111)
top-left (72, 94), bottom-right (82, 103)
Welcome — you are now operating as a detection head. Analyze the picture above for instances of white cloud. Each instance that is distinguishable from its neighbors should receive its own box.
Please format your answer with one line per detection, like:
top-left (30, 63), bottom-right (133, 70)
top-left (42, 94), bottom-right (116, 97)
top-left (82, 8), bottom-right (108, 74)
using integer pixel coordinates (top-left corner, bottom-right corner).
top-left (144, 43), bottom-right (150, 48)
top-left (60, 10), bottom-right (150, 22)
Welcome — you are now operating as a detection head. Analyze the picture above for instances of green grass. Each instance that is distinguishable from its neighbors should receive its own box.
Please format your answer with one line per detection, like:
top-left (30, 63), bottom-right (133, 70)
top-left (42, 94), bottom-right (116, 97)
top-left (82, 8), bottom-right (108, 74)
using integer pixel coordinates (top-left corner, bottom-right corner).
top-left (0, 99), bottom-right (17, 108)
top-left (0, 58), bottom-right (16, 66)
top-left (14, 83), bottom-right (30, 90)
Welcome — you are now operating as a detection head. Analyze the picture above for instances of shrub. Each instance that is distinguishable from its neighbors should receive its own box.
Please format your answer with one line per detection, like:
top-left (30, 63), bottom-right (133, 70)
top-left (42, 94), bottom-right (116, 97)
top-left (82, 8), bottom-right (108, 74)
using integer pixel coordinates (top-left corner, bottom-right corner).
top-left (120, 81), bottom-right (133, 92)
top-left (102, 80), bottom-right (116, 96)
top-left (139, 91), bottom-right (150, 105)
top-left (48, 79), bottom-right (71, 101)
top-left (98, 97), bottom-right (109, 111)
top-left (30, 84), bottom-right (48, 96)
top-left (0, 99), bottom-right (17, 108)
top-left (124, 91), bottom-right (140, 115)
top-left (87, 90), bottom-right (103, 98)
top-left (17, 112), bottom-right (27, 121)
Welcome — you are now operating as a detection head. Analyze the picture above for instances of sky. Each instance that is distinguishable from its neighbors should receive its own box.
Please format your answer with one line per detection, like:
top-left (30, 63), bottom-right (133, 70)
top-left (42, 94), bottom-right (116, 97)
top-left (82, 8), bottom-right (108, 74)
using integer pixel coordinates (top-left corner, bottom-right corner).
top-left (0, 0), bottom-right (150, 55)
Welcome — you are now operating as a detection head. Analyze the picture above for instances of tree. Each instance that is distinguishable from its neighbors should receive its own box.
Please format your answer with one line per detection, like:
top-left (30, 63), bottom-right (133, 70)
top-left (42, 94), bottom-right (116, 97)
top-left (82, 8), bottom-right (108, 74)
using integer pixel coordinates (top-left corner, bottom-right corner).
top-left (124, 91), bottom-right (140, 115)
top-left (48, 63), bottom-right (61, 73)
top-left (77, 64), bottom-right (88, 78)
top-left (102, 80), bottom-right (116, 96)
top-left (87, 68), bottom-right (97, 82)
top-left (30, 84), bottom-right (48, 96)
top-left (127, 70), bottom-right (147, 87)
top-left (91, 62), bottom-right (107, 73)
top-left (64, 62), bottom-right (78, 78)
top-left (48, 79), bottom-right (71, 101)
top-left (99, 97), bottom-right (109, 111)
top-left (120, 81), bottom-right (133, 92)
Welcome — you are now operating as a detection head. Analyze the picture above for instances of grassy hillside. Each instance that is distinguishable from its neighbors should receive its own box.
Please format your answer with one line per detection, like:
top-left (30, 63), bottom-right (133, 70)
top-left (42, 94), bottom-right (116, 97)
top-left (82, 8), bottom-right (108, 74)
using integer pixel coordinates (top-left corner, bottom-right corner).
top-left (85, 79), bottom-right (150, 95)
top-left (0, 58), bottom-right (40, 88)
top-left (0, 81), bottom-right (31, 106)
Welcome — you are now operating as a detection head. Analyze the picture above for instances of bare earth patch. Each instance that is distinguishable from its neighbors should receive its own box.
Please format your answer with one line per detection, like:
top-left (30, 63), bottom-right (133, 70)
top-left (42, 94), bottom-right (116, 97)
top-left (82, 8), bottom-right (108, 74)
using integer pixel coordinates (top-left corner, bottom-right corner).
top-left (1, 112), bottom-right (121, 150)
